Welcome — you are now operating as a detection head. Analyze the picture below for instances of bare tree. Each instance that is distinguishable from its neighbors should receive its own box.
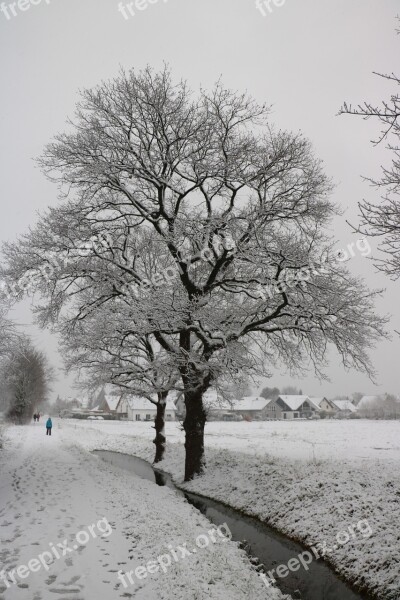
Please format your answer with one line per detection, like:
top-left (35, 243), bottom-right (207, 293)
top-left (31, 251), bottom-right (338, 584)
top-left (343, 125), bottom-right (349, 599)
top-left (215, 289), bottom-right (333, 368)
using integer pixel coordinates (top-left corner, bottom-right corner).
top-left (60, 301), bottom-right (179, 463)
top-left (260, 386), bottom-right (280, 400)
top-left (281, 386), bottom-right (302, 395)
top-left (339, 21), bottom-right (400, 278)
top-left (221, 377), bottom-right (252, 400)
top-left (1, 337), bottom-right (53, 424)
top-left (0, 303), bottom-right (17, 357)
top-left (0, 303), bottom-right (20, 412)
top-left (3, 67), bottom-right (387, 480)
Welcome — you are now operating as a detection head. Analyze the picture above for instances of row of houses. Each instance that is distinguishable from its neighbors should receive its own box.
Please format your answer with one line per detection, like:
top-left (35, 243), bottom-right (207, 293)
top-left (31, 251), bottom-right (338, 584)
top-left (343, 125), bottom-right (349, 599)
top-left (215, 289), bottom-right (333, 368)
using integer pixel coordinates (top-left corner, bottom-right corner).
top-left (62, 391), bottom-right (395, 422)
top-left (205, 394), bottom-right (359, 420)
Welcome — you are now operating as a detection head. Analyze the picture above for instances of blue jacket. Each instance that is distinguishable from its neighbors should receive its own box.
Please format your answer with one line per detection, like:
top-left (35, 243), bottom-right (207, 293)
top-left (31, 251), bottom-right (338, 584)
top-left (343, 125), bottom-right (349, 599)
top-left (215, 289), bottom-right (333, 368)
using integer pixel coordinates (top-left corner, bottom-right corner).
top-left (46, 418), bottom-right (52, 428)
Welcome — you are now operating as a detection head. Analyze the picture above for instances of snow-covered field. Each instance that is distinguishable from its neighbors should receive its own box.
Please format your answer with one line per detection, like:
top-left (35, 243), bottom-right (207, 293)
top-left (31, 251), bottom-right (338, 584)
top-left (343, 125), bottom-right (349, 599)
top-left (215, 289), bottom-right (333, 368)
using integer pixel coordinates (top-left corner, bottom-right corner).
top-left (0, 424), bottom-right (288, 600)
top-left (60, 418), bottom-right (400, 599)
top-left (66, 418), bottom-right (400, 464)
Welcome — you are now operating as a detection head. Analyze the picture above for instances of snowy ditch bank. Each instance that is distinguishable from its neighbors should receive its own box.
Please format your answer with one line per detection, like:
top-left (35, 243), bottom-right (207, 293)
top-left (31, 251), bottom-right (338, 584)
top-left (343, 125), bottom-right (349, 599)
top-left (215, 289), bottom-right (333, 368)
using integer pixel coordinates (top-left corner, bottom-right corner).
top-left (61, 420), bottom-right (400, 600)
top-left (93, 449), bottom-right (372, 600)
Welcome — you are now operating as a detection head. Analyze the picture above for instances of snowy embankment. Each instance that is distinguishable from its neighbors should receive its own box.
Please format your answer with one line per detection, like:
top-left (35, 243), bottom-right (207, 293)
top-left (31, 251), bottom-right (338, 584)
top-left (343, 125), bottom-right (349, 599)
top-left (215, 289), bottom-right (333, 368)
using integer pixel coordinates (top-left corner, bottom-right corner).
top-left (62, 419), bottom-right (400, 600)
top-left (0, 424), bottom-right (288, 600)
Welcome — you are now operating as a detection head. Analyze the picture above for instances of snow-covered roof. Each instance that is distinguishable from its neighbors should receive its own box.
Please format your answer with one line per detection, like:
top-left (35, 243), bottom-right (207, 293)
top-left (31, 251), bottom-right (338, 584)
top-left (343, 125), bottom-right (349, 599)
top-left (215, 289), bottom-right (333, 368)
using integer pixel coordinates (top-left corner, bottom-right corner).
top-left (231, 396), bottom-right (270, 411)
top-left (332, 399), bottom-right (357, 412)
top-left (126, 396), bottom-right (176, 411)
top-left (278, 395), bottom-right (311, 410)
top-left (105, 396), bottom-right (120, 411)
top-left (309, 397), bottom-right (327, 407)
top-left (307, 398), bottom-right (322, 411)
top-left (90, 405), bottom-right (101, 412)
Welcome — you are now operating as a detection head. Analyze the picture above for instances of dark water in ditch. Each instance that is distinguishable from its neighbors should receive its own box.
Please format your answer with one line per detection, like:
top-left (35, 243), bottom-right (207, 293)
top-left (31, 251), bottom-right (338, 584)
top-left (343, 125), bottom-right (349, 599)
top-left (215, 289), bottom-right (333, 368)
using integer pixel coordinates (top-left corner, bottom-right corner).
top-left (93, 450), bottom-right (370, 600)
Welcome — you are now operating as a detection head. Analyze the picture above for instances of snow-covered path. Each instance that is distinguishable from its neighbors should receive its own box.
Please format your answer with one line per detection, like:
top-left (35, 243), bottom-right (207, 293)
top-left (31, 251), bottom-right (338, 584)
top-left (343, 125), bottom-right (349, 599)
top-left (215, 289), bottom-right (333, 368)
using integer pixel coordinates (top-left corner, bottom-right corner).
top-left (0, 424), bottom-right (284, 600)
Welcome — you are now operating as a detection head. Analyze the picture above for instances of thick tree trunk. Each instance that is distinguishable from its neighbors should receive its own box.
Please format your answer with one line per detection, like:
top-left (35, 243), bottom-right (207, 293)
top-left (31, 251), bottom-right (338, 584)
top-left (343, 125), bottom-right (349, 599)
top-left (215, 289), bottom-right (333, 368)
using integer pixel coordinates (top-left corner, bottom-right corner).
top-left (153, 394), bottom-right (167, 464)
top-left (183, 387), bottom-right (208, 481)
top-left (179, 330), bottom-right (211, 481)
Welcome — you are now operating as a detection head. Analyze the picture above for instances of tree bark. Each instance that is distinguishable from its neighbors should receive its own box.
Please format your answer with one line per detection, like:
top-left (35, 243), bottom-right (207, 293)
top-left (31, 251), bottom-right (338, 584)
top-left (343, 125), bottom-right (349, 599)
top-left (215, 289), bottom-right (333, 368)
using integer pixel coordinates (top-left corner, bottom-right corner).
top-left (153, 393), bottom-right (167, 464)
top-left (179, 330), bottom-right (211, 481)
top-left (183, 386), bottom-right (208, 481)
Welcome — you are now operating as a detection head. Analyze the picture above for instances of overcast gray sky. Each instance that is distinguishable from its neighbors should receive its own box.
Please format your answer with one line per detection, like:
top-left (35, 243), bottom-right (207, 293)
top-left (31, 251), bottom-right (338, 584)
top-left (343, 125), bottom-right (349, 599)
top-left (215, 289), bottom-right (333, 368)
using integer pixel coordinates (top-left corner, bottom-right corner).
top-left (1, 0), bottom-right (399, 400)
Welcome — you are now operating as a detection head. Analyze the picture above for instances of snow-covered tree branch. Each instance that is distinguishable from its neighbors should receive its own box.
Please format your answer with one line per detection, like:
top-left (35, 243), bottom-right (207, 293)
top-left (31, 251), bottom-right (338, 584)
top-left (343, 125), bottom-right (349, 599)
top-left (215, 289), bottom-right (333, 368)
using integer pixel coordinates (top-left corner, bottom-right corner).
top-left (340, 21), bottom-right (400, 279)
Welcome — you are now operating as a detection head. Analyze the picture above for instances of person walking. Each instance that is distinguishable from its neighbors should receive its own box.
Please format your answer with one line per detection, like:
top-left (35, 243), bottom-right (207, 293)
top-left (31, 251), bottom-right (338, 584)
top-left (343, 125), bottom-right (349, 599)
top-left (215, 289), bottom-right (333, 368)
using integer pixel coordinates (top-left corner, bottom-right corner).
top-left (33, 413), bottom-right (37, 423)
top-left (46, 417), bottom-right (53, 436)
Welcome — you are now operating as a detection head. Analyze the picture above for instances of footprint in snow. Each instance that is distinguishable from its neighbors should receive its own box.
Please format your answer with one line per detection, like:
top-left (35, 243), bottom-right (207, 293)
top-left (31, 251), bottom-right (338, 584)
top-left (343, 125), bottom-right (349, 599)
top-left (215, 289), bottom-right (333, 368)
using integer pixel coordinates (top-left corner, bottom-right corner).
top-left (49, 588), bottom-right (81, 594)
top-left (61, 575), bottom-right (81, 586)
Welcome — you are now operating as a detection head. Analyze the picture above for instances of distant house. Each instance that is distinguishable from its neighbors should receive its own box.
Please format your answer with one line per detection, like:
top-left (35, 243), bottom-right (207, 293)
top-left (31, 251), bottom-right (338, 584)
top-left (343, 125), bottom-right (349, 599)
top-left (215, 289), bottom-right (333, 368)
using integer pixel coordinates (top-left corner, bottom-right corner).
top-left (263, 398), bottom-right (284, 419)
top-left (276, 395), bottom-right (320, 419)
top-left (205, 393), bottom-right (275, 421)
top-left (99, 395), bottom-right (121, 414)
top-left (125, 396), bottom-right (177, 422)
top-left (230, 396), bottom-right (272, 420)
top-left (309, 397), bottom-right (336, 417)
top-left (112, 397), bottom-right (128, 419)
top-left (201, 392), bottom-right (270, 420)
top-left (331, 399), bottom-right (358, 418)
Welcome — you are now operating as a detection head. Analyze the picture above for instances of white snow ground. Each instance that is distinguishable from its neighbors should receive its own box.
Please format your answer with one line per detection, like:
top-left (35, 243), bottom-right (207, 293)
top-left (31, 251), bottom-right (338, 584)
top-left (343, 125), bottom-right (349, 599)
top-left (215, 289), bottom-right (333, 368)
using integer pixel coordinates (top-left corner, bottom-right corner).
top-left (60, 418), bottom-right (400, 600)
top-left (67, 418), bottom-right (400, 464)
top-left (0, 424), bottom-right (288, 600)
